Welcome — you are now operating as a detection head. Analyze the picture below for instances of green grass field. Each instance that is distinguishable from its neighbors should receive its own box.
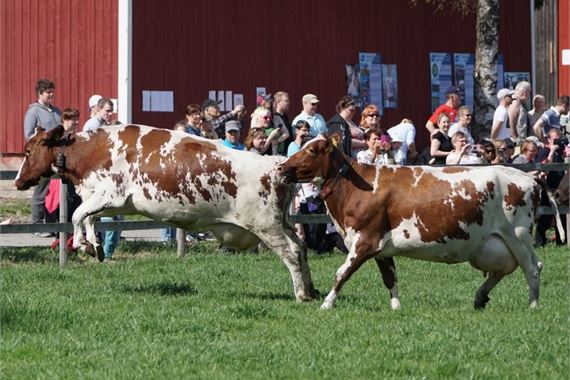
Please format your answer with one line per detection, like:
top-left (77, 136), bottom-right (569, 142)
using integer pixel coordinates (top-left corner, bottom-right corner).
top-left (1, 242), bottom-right (568, 379)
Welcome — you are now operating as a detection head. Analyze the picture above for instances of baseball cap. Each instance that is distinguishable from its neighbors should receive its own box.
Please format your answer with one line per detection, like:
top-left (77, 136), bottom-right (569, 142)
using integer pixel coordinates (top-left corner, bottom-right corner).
top-left (302, 94), bottom-right (319, 104)
top-left (256, 93), bottom-right (273, 106)
top-left (202, 99), bottom-right (222, 109)
top-left (225, 120), bottom-right (241, 132)
top-left (497, 88), bottom-right (514, 101)
top-left (445, 86), bottom-right (462, 96)
top-left (88, 94), bottom-right (103, 109)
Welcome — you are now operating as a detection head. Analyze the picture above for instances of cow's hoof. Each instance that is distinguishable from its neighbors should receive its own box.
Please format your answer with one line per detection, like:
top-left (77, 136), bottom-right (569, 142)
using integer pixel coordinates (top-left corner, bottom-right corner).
top-left (529, 300), bottom-right (539, 309)
top-left (95, 245), bottom-right (105, 262)
top-left (320, 301), bottom-right (334, 310)
top-left (474, 294), bottom-right (490, 310)
top-left (83, 242), bottom-right (96, 258)
top-left (390, 298), bottom-right (401, 310)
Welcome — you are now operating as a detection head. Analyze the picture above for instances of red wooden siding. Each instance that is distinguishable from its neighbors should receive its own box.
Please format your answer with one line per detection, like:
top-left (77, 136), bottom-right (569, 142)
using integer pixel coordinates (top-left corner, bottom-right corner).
top-left (0, 0), bottom-right (118, 154)
top-left (559, 0), bottom-right (570, 96)
top-left (131, 0), bottom-right (530, 147)
top-left (1, 0), bottom-right (530, 155)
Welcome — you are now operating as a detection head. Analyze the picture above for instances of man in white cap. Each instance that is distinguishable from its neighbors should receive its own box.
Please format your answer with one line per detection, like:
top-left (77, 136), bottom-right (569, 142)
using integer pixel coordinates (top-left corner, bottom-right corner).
top-left (491, 88), bottom-right (514, 140)
top-left (88, 94), bottom-right (102, 118)
top-left (291, 94), bottom-right (327, 137)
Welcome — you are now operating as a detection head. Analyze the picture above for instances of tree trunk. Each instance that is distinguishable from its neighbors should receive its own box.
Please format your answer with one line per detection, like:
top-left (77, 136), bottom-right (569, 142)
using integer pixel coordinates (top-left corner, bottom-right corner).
top-left (473, 0), bottom-right (500, 141)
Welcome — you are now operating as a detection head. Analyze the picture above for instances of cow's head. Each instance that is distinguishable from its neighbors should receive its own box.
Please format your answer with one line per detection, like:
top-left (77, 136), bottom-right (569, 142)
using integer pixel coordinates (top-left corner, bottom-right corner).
top-left (277, 134), bottom-right (344, 183)
top-left (15, 126), bottom-right (66, 190)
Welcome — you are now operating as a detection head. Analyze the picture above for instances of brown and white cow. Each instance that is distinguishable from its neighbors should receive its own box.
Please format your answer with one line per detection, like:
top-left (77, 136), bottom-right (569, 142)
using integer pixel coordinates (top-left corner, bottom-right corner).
top-left (15, 125), bottom-right (318, 301)
top-left (277, 135), bottom-right (564, 310)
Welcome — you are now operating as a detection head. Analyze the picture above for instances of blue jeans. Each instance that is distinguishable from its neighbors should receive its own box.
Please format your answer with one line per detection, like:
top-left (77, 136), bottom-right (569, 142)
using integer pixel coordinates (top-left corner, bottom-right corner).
top-left (101, 216), bottom-right (122, 258)
top-left (160, 227), bottom-right (177, 242)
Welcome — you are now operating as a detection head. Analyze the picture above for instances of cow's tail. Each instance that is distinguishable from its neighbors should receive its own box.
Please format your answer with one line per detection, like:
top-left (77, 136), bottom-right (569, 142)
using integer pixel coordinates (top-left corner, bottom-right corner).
top-left (536, 178), bottom-right (565, 243)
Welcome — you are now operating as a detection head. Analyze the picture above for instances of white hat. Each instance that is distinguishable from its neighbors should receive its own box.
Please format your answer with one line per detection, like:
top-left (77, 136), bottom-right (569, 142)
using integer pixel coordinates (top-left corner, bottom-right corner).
top-left (302, 94), bottom-right (319, 104)
top-left (88, 94), bottom-right (103, 109)
top-left (497, 89), bottom-right (514, 101)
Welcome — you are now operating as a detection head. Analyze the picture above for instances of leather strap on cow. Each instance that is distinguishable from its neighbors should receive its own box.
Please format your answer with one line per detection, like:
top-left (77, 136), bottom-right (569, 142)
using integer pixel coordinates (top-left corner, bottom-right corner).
top-left (55, 133), bottom-right (73, 177)
top-left (319, 161), bottom-right (351, 199)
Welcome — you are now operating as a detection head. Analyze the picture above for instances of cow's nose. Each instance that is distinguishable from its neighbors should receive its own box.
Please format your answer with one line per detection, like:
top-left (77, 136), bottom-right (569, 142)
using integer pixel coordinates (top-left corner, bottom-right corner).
top-left (276, 165), bottom-right (283, 173)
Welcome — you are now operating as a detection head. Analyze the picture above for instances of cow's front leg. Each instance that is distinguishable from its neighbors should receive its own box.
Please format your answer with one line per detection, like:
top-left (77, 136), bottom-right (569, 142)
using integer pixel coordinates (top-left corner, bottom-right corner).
top-left (374, 257), bottom-right (400, 310)
top-left (321, 245), bottom-right (371, 310)
top-left (270, 230), bottom-right (319, 301)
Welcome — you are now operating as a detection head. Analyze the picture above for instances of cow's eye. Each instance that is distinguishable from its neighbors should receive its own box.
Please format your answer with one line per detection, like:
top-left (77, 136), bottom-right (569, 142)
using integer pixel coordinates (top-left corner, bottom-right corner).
top-left (308, 148), bottom-right (315, 156)
top-left (25, 149), bottom-right (31, 157)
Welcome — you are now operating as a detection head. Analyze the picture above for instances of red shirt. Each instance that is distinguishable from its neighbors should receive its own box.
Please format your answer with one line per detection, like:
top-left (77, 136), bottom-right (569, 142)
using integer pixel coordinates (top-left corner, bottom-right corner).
top-left (429, 104), bottom-right (459, 125)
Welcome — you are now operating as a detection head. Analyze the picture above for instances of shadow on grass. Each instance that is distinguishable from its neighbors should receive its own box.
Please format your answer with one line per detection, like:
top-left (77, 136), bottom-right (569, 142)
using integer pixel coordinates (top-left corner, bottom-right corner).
top-left (0, 246), bottom-right (58, 264)
top-left (120, 281), bottom-right (197, 296)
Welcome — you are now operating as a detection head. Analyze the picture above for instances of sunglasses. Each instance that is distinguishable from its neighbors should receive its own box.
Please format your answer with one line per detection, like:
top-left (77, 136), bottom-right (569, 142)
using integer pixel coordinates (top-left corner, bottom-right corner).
top-left (464, 114), bottom-right (473, 117)
top-left (262, 116), bottom-right (272, 121)
top-left (310, 103), bottom-right (318, 106)
top-left (367, 113), bottom-right (380, 118)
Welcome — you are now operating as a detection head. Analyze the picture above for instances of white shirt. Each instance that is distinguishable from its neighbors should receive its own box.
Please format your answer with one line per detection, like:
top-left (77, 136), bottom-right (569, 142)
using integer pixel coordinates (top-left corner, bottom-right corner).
top-left (291, 111), bottom-right (327, 137)
top-left (83, 116), bottom-right (105, 132)
top-left (387, 122), bottom-right (416, 162)
top-left (492, 105), bottom-right (511, 139)
top-left (448, 123), bottom-right (474, 145)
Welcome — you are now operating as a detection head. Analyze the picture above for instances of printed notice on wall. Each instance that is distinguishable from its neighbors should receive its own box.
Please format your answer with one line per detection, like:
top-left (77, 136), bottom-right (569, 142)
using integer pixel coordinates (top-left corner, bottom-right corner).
top-left (453, 53), bottom-right (474, 110)
top-left (217, 91), bottom-right (225, 111)
top-left (429, 52), bottom-right (453, 112)
top-left (359, 52), bottom-right (383, 114)
top-left (233, 94), bottom-right (244, 106)
top-left (142, 91), bottom-right (174, 112)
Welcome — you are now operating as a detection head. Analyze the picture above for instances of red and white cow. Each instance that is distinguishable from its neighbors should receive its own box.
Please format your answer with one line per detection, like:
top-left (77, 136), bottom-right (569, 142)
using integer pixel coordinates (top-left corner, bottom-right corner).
top-left (277, 135), bottom-right (564, 310)
top-left (15, 125), bottom-right (317, 301)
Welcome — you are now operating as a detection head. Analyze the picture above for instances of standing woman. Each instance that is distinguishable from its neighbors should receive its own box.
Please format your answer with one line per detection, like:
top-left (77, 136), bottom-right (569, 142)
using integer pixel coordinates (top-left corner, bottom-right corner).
top-left (327, 96), bottom-right (365, 158)
top-left (429, 113), bottom-right (453, 164)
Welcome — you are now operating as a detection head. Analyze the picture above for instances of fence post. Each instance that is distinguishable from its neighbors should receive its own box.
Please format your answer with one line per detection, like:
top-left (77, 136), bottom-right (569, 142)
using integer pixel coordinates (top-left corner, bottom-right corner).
top-left (176, 228), bottom-right (186, 257)
top-left (59, 180), bottom-right (68, 268)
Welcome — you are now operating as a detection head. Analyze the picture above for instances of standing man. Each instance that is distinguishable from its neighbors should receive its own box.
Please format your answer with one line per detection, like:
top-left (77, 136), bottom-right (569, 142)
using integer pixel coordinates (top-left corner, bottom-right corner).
top-left (491, 89), bottom-right (514, 140)
top-left (272, 91), bottom-right (292, 155)
top-left (202, 99), bottom-right (245, 138)
top-left (291, 94), bottom-right (327, 137)
top-left (508, 81), bottom-right (533, 141)
top-left (23, 79), bottom-right (62, 235)
top-left (533, 95), bottom-right (570, 142)
top-left (83, 97), bottom-right (114, 132)
top-left (528, 94), bottom-right (546, 128)
top-left (425, 86), bottom-right (462, 134)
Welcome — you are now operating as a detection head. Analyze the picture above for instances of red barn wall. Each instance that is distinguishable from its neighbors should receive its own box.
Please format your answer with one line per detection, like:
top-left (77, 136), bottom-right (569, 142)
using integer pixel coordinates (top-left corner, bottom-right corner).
top-left (0, 0), bottom-right (118, 155)
top-left (1, 0), bottom-right (530, 156)
top-left (559, 0), bottom-right (570, 96)
top-left (130, 0), bottom-right (531, 149)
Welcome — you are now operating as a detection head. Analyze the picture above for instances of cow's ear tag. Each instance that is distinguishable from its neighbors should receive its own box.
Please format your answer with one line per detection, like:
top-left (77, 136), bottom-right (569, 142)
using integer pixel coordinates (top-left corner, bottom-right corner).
top-left (331, 138), bottom-right (338, 148)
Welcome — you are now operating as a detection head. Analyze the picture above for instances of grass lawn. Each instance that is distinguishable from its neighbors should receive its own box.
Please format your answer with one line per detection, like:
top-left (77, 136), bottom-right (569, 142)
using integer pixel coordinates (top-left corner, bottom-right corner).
top-left (1, 242), bottom-right (568, 379)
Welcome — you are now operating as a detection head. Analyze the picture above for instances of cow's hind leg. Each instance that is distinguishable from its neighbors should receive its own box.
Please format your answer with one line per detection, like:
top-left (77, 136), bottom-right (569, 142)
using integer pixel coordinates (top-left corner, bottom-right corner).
top-left (374, 257), bottom-right (400, 310)
top-left (505, 227), bottom-right (541, 308)
top-left (474, 272), bottom-right (505, 310)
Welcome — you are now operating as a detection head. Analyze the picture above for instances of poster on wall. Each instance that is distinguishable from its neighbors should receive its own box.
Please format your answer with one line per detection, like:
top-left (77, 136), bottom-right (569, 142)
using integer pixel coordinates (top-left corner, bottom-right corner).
top-left (497, 54), bottom-right (505, 89)
top-left (382, 64), bottom-right (398, 109)
top-left (429, 52), bottom-right (453, 112)
top-left (345, 64), bottom-right (360, 100)
top-left (453, 53), bottom-right (475, 110)
top-left (359, 52), bottom-right (383, 114)
top-left (504, 72), bottom-right (530, 91)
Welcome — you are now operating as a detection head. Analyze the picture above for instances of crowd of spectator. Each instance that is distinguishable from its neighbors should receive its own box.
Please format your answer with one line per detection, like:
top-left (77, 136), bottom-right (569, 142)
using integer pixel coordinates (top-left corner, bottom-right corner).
top-left (23, 78), bottom-right (569, 253)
